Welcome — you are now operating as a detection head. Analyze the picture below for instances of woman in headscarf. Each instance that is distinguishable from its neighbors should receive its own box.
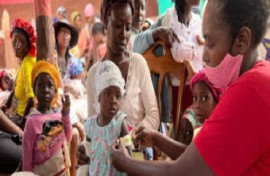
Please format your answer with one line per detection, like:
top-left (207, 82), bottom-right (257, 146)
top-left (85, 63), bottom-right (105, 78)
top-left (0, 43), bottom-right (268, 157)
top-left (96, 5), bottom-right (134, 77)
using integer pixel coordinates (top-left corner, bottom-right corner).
top-left (8, 18), bottom-right (37, 128)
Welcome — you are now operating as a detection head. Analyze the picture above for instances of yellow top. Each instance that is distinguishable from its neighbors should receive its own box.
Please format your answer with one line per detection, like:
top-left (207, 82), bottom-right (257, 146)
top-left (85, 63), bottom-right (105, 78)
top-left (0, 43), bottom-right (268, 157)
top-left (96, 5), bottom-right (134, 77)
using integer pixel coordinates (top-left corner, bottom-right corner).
top-left (15, 54), bottom-right (36, 116)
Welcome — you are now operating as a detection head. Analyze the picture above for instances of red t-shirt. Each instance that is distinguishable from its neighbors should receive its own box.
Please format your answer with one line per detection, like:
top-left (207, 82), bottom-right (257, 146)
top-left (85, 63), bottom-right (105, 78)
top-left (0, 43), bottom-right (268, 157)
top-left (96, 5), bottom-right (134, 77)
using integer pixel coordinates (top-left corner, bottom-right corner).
top-left (195, 60), bottom-right (270, 176)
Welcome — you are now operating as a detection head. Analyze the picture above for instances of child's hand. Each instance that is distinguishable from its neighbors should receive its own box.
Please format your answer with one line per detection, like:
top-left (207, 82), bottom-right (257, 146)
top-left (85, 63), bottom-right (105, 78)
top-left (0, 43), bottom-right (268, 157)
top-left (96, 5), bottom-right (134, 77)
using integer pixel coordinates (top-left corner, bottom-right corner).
top-left (61, 94), bottom-right (70, 115)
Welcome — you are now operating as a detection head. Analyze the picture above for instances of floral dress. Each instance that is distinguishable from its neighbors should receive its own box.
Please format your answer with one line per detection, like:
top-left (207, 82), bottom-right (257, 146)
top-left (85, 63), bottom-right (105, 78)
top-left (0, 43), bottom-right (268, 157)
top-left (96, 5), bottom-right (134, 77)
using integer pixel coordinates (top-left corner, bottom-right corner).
top-left (84, 112), bottom-right (127, 176)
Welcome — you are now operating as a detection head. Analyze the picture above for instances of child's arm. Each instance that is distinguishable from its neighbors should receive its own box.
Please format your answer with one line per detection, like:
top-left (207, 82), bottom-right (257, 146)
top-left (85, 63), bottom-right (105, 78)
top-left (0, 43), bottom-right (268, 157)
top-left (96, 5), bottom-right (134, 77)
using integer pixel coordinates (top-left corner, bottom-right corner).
top-left (61, 94), bottom-right (72, 142)
top-left (120, 119), bottom-right (129, 137)
top-left (73, 122), bottom-right (85, 142)
top-left (22, 117), bottom-right (35, 171)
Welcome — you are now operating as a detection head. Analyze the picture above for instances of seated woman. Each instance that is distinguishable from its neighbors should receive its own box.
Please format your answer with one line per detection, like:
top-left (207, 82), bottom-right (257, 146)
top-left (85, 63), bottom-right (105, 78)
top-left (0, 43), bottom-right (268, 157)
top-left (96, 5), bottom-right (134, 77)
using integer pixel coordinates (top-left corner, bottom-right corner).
top-left (111, 0), bottom-right (270, 175)
top-left (5, 18), bottom-right (37, 129)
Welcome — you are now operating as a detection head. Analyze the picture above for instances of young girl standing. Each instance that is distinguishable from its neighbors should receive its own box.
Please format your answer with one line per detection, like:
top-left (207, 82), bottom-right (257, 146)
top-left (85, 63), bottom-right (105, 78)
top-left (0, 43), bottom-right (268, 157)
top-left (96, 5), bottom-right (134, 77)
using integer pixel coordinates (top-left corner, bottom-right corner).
top-left (84, 60), bottom-right (129, 176)
top-left (23, 61), bottom-right (72, 176)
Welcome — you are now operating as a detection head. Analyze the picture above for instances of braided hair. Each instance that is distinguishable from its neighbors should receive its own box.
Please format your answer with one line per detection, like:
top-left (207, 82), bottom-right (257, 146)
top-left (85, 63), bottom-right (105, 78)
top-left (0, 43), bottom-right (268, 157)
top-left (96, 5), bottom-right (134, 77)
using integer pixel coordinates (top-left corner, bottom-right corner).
top-left (100, 0), bottom-right (135, 27)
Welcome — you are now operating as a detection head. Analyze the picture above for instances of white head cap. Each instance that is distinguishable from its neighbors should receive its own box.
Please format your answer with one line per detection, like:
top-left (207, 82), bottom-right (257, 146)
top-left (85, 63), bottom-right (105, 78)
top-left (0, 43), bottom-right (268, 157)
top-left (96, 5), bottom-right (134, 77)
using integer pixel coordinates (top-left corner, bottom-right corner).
top-left (95, 60), bottom-right (125, 97)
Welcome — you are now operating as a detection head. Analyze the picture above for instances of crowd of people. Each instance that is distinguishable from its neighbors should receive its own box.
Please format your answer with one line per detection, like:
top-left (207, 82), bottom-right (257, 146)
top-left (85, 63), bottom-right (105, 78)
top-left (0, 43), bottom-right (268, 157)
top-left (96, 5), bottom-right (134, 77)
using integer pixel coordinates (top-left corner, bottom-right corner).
top-left (0, 0), bottom-right (270, 175)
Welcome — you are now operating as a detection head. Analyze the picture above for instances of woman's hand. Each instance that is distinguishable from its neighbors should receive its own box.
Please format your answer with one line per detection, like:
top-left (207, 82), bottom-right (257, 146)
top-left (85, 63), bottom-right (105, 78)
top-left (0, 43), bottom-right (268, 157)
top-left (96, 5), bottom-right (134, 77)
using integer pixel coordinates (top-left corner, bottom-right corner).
top-left (77, 144), bottom-right (90, 165)
top-left (111, 138), bottom-right (130, 172)
top-left (133, 126), bottom-right (156, 148)
top-left (153, 27), bottom-right (180, 47)
top-left (61, 94), bottom-right (70, 115)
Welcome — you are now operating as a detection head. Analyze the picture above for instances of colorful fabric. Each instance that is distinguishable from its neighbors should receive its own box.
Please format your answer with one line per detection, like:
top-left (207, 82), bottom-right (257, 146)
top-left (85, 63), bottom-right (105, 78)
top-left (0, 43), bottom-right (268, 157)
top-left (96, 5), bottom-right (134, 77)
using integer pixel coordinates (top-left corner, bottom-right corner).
top-left (10, 18), bottom-right (36, 57)
top-left (190, 71), bottom-right (224, 102)
top-left (195, 61), bottom-right (270, 175)
top-left (84, 112), bottom-right (127, 176)
top-left (67, 58), bottom-right (84, 77)
top-left (15, 54), bottom-right (36, 116)
top-left (23, 108), bottom-right (72, 175)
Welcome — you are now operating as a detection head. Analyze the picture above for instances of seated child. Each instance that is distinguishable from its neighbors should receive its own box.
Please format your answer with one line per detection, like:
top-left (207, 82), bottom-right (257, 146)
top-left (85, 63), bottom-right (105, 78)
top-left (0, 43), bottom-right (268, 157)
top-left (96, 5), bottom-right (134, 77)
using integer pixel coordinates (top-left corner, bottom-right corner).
top-left (178, 71), bottom-right (224, 145)
top-left (84, 60), bottom-right (129, 176)
top-left (23, 61), bottom-right (72, 175)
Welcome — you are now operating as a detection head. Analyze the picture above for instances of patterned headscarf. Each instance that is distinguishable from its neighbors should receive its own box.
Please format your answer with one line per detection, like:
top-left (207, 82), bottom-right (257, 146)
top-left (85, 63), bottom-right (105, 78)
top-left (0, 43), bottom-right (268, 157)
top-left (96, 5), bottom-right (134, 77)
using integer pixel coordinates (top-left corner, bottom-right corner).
top-left (32, 61), bottom-right (61, 106)
top-left (10, 18), bottom-right (37, 57)
top-left (190, 71), bottom-right (224, 102)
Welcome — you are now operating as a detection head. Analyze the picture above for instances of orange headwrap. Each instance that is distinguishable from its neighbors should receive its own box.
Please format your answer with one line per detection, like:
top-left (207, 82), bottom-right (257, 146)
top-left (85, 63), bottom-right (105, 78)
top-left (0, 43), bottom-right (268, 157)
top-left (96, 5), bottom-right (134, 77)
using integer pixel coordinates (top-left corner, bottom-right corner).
top-left (32, 61), bottom-right (61, 106)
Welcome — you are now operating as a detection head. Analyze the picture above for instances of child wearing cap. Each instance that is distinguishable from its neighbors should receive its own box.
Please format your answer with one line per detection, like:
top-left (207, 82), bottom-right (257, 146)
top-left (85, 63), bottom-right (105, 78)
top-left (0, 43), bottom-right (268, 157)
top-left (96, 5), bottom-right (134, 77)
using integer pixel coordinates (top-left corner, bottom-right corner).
top-left (84, 60), bottom-right (129, 176)
top-left (178, 71), bottom-right (224, 145)
top-left (23, 61), bottom-right (72, 175)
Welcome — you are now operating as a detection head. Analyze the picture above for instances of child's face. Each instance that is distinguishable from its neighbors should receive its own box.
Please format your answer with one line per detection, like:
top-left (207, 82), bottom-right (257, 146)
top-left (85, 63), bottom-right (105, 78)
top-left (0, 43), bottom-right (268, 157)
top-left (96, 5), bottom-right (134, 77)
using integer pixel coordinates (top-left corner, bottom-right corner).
top-left (34, 73), bottom-right (56, 107)
top-left (1, 72), bottom-right (14, 91)
top-left (192, 82), bottom-right (216, 124)
top-left (178, 118), bottom-right (194, 145)
top-left (99, 86), bottom-right (122, 119)
top-left (132, 0), bottom-right (146, 30)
